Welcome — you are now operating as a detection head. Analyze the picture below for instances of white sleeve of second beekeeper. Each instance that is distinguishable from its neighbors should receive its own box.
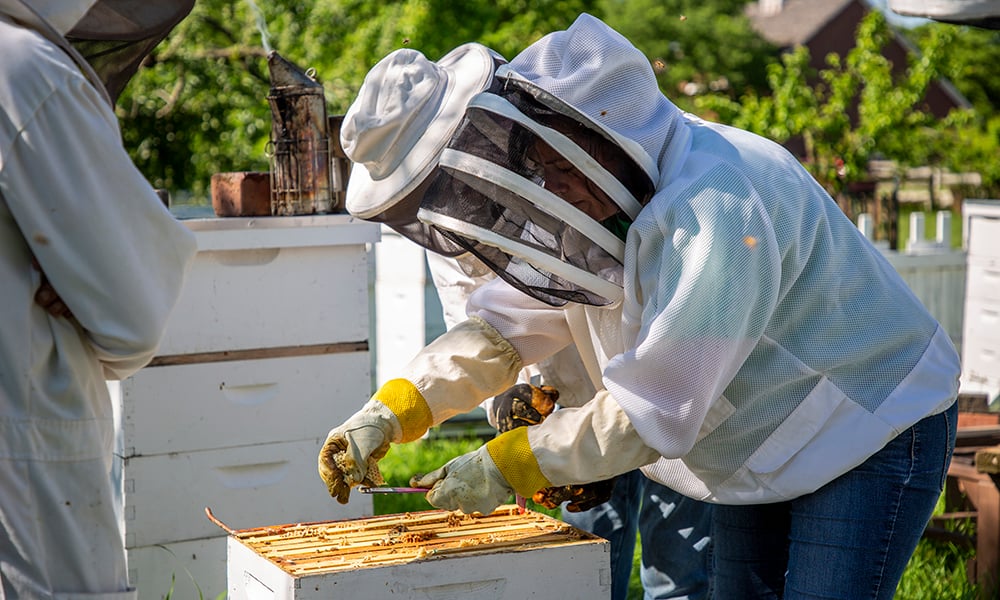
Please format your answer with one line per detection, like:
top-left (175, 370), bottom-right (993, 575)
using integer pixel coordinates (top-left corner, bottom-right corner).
top-left (427, 254), bottom-right (581, 426)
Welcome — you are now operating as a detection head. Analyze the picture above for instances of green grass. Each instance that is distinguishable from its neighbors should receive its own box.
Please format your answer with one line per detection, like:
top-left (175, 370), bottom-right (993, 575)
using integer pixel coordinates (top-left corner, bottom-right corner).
top-left (896, 206), bottom-right (965, 250)
top-left (378, 435), bottom-right (981, 599)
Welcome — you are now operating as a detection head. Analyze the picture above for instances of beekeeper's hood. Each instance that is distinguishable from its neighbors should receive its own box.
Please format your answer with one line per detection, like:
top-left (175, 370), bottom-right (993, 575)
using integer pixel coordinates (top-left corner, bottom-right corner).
top-left (414, 14), bottom-right (673, 307)
top-left (341, 43), bottom-right (506, 253)
top-left (0, 0), bottom-right (194, 103)
top-left (507, 12), bottom-right (681, 167)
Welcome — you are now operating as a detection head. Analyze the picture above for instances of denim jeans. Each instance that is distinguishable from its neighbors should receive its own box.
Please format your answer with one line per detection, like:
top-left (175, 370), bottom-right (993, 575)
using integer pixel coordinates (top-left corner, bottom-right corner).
top-left (562, 469), bottom-right (714, 600)
top-left (711, 402), bottom-right (957, 599)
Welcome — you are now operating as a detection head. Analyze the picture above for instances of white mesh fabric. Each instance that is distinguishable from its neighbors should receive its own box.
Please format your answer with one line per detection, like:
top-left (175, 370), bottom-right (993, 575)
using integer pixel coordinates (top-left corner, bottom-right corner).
top-left (507, 13), bottom-right (679, 164)
top-left (467, 277), bottom-right (574, 366)
top-left (603, 116), bottom-right (959, 502)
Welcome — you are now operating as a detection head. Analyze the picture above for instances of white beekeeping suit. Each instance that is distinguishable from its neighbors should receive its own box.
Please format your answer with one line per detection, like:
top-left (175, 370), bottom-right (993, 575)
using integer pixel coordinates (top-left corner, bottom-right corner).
top-left (323, 14), bottom-right (957, 597)
top-left (0, 1), bottom-right (195, 597)
top-left (321, 12), bottom-right (957, 508)
top-left (413, 13), bottom-right (959, 504)
top-left (426, 252), bottom-right (596, 416)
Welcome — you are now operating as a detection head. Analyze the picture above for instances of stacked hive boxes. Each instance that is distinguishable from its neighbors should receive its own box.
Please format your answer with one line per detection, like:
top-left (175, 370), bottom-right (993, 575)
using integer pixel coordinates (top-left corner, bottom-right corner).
top-left (962, 200), bottom-right (1000, 406)
top-left (109, 214), bottom-right (380, 599)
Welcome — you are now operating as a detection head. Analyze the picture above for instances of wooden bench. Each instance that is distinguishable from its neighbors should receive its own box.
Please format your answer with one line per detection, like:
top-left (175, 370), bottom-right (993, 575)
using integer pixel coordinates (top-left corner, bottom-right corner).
top-left (972, 444), bottom-right (1000, 599)
top-left (925, 393), bottom-right (1000, 598)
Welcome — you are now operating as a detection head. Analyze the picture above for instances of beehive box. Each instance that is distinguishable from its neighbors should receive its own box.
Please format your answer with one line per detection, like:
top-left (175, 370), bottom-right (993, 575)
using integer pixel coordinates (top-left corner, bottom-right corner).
top-left (226, 506), bottom-right (611, 599)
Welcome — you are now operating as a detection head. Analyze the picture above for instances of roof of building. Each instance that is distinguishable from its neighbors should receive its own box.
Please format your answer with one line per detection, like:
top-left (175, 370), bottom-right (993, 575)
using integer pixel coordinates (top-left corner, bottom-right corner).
top-left (746, 0), bottom-right (859, 46)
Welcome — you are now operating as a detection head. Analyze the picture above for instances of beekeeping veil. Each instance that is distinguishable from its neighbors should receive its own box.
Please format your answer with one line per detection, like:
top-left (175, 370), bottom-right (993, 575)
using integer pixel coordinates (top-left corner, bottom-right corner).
top-left (415, 65), bottom-right (658, 307)
top-left (67, 0), bottom-right (194, 103)
top-left (413, 13), bottom-right (677, 307)
top-left (0, 0), bottom-right (194, 104)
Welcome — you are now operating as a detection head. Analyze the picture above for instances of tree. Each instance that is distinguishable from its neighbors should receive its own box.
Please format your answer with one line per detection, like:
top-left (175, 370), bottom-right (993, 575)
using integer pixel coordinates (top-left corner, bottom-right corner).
top-left (907, 22), bottom-right (1000, 195)
top-left (118, 0), bottom-right (595, 199)
top-left (695, 11), bottom-right (965, 196)
top-left (119, 2), bottom-right (998, 202)
top-left (908, 23), bottom-right (1000, 115)
top-left (598, 0), bottom-right (776, 111)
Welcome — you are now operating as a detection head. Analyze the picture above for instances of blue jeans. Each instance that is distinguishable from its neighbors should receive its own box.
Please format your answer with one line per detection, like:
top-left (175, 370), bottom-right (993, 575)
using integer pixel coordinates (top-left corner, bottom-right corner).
top-left (562, 469), bottom-right (714, 600)
top-left (712, 402), bottom-right (957, 599)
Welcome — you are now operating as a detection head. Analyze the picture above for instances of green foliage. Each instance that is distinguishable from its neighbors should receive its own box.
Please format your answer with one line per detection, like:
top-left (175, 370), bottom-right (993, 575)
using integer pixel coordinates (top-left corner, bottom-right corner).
top-left (933, 111), bottom-right (1000, 192)
top-left (598, 0), bottom-right (776, 111)
top-left (695, 11), bottom-right (992, 195)
top-left (895, 538), bottom-right (978, 599)
top-left (119, 2), bottom-right (997, 201)
top-left (908, 24), bottom-right (1000, 115)
top-left (895, 493), bottom-right (978, 599)
top-left (118, 0), bottom-right (274, 197)
top-left (119, 0), bottom-right (596, 199)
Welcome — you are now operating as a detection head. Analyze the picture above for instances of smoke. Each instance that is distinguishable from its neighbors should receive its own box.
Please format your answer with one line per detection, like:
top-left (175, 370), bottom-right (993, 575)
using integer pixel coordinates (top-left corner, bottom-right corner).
top-left (245, 0), bottom-right (273, 55)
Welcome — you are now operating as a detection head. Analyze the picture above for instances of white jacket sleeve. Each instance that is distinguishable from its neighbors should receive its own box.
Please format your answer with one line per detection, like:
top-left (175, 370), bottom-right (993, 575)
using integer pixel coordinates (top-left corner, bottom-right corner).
top-left (526, 390), bottom-right (661, 485)
top-left (3, 77), bottom-right (196, 379)
top-left (467, 277), bottom-right (575, 366)
top-left (425, 252), bottom-right (494, 330)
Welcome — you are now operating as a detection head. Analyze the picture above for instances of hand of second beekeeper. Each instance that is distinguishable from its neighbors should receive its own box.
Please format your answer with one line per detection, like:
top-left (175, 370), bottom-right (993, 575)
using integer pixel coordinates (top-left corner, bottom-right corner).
top-left (533, 478), bottom-right (618, 513)
top-left (411, 445), bottom-right (514, 516)
top-left (318, 400), bottom-right (400, 504)
top-left (492, 383), bottom-right (559, 432)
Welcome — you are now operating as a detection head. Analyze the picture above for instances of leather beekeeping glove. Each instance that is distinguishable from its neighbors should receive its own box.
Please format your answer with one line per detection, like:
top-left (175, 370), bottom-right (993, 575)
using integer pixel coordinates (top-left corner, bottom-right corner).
top-left (413, 391), bottom-right (660, 515)
top-left (318, 400), bottom-right (399, 503)
top-left (319, 316), bottom-right (522, 503)
top-left (492, 383), bottom-right (559, 432)
top-left (532, 478), bottom-right (617, 513)
top-left (493, 383), bottom-right (617, 513)
top-left (529, 391), bottom-right (661, 486)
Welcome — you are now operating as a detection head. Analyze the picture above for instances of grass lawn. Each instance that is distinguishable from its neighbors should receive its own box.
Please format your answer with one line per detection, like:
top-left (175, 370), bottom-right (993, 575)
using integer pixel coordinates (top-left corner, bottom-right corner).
top-left (896, 205), bottom-right (965, 250)
top-left (376, 435), bottom-right (980, 599)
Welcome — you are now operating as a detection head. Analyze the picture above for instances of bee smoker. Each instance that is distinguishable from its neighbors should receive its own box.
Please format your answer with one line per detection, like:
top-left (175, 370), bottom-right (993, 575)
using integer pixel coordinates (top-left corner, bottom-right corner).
top-left (266, 51), bottom-right (337, 215)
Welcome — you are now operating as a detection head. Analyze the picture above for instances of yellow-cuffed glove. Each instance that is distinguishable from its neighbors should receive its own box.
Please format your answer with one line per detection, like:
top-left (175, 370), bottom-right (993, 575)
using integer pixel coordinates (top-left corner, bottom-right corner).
top-left (318, 377), bottom-right (440, 503)
top-left (411, 445), bottom-right (512, 515)
top-left (318, 399), bottom-right (399, 503)
top-left (410, 426), bottom-right (551, 515)
top-left (320, 315), bottom-right (523, 504)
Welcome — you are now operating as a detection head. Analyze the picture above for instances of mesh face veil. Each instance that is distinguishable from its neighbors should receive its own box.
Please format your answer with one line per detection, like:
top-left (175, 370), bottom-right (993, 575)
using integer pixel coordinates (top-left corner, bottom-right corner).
top-left (67, 1), bottom-right (195, 103)
top-left (416, 68), bottom-right (658, 306)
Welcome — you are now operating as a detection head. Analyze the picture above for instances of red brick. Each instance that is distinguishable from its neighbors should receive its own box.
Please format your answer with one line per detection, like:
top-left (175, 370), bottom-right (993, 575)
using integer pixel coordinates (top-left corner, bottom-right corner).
top-left (211, 172), bottom-right (272, 217)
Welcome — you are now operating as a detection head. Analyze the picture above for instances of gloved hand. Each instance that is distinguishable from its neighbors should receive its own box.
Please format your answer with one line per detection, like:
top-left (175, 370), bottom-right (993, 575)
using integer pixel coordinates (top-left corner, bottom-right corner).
top-left (492, 383), bottom-right (559, 432)
top-left (493, 383), bottom-right (616, 513)
top-left (318, 400), bottom-right (400, 504)
top-left (410, 444), bottom-right (513, 515)
top-left (532, 478), bottom-right (617, 513)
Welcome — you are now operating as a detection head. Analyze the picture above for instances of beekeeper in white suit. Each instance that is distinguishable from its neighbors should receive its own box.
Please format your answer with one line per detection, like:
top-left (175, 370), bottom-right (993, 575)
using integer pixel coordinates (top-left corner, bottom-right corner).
top-left (321, 14), bottom-right (960, 597)
top-left (323, 39), bottom-right (707, 600)
top-left (0, 1), bottom-right (196, 597)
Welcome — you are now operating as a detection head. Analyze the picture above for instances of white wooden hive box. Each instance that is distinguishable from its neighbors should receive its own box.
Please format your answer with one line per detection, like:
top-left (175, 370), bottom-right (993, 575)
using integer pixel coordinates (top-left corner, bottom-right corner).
top-left (158, 215), bottom-right (379, 356)
top-left (225, 506), bottom-right (611, 599)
